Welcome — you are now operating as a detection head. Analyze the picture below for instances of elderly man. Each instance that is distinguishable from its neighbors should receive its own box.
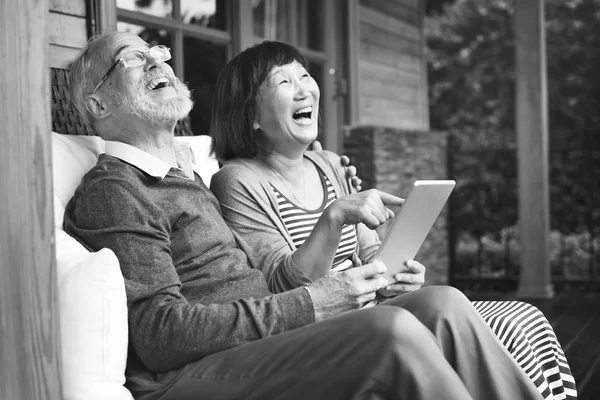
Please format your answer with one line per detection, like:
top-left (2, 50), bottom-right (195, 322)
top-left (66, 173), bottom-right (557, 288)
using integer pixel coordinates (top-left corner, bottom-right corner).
top-left (63, 31), bottom-right (541, 400)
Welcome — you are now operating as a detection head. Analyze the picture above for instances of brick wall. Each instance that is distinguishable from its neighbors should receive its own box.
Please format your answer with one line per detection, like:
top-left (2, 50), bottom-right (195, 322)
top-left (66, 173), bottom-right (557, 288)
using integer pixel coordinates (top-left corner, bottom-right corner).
top-left (344, 126), bottom-right (450, 285)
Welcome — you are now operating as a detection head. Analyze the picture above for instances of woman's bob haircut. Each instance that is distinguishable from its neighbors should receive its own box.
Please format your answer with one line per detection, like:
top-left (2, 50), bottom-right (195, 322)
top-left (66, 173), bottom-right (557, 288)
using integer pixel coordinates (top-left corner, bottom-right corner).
top-left (210, 40), bottom-right (308, 161)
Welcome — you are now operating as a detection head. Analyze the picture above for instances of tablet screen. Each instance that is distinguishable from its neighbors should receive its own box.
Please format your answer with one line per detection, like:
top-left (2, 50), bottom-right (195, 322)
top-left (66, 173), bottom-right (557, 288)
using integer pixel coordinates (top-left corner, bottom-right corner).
top-left (374, 180), bottom-right (455, 284)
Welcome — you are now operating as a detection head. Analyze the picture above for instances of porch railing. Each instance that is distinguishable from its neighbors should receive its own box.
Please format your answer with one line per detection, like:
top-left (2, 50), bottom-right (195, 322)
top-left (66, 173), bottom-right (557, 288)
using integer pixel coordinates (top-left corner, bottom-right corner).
top-left (447, 130), bottom-right (600, 293)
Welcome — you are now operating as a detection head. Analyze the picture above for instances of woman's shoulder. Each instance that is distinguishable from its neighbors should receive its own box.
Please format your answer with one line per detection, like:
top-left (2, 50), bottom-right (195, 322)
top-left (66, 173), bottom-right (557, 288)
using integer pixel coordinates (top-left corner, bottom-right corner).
top-left (306, 149), bottom-right (341, 166)
top-left (211, 158), bottom-right (263, 190)
top-left (305, 150), bottom-right (343, 175)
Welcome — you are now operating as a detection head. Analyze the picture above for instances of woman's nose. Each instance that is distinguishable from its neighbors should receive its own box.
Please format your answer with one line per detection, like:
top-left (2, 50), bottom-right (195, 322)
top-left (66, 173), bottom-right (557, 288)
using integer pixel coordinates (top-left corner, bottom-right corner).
top-left (294, 79), bottom-right (310, 98)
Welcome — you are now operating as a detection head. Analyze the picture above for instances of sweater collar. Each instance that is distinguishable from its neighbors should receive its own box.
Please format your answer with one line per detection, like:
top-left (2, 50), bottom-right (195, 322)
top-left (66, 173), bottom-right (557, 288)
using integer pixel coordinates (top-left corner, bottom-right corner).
top-left (105, 140), bottom-right (195, 180)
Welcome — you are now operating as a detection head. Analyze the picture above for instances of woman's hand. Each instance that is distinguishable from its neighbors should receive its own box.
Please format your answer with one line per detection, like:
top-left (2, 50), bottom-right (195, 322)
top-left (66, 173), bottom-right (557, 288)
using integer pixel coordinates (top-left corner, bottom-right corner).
top-left (326, 189), bottom-right (404, 230)
top-left (380, 260), bottom-right (426, 296)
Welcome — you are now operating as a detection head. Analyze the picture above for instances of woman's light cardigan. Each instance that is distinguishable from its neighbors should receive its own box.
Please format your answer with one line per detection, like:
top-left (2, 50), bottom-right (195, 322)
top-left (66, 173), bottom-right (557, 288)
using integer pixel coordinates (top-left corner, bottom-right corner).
top-left (210, 150), bottom-right (381, 294)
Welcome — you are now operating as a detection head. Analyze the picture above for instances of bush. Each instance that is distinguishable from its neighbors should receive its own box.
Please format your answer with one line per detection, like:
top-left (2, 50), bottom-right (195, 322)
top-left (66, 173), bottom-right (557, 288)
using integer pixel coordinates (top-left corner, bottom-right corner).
top-left (455, 225), bottom-right (600, 279)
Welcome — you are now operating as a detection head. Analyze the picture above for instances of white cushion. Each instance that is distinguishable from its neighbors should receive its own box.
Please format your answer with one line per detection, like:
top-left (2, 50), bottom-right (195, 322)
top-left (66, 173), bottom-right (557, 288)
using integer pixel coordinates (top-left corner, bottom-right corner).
top-left (52, 132), bottom-right (217, 398)
top-left (56, 229), bottom-right (132, 400)
top-left (52, 133), bottom-right (105, 220)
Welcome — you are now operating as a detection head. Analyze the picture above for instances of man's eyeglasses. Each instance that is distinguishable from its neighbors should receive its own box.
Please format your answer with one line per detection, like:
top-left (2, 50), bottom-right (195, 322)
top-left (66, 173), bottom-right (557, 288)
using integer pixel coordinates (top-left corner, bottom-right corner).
top-left (90, 45), bottom-right (171, 94)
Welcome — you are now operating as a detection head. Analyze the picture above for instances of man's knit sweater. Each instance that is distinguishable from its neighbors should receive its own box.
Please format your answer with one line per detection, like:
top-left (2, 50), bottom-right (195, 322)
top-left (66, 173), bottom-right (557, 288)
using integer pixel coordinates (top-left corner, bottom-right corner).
top-left (63, 153), bottom-right (314, 374)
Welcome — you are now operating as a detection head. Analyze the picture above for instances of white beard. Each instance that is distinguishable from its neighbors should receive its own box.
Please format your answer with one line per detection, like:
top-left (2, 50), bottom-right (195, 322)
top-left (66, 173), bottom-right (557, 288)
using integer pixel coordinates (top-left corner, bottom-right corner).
top-left (109, 76), bottom-right (193, 127)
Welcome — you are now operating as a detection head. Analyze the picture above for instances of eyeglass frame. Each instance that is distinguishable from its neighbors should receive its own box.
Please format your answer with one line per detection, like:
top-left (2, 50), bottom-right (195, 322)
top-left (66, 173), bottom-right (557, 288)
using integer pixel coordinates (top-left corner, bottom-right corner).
top-left (90, 45), bottom-right (171, 95)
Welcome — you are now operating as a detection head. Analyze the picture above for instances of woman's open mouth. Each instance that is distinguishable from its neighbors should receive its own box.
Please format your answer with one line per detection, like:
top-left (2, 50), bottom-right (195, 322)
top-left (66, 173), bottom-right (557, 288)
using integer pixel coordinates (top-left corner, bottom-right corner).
top-left (292, 105), bottom-right (313, 124)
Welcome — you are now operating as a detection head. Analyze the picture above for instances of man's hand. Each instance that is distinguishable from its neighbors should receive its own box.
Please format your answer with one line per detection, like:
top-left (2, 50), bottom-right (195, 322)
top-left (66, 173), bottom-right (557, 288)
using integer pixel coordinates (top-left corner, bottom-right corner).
top-left (340, 155), bottom-right (362, 193)
top-left (378, 260), bottom-right (426, 298)
top-left (306, 262), bottom-right (389, 321)
top-left (326, 189), bottom-right (404, 230)
top-left (310, 140), bottom-right (362, 192)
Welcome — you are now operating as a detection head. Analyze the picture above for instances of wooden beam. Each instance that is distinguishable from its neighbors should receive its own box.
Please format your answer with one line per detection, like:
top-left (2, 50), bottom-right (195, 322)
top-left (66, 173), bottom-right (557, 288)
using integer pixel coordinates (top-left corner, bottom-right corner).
top-left (322, 0), bottom-right (341, 153)
top-left (230, 0), bottom-right (254, 55)
top-left (0, 0), bottom-right (63, 399)
top-left (515, 0), bottom-right (554, 299)
top-left (346, 0), bottom-right (360, 127)
top-left (91, 0), bottom-right (117, 34)
top-left (417, 0), bottom-right (429, 131)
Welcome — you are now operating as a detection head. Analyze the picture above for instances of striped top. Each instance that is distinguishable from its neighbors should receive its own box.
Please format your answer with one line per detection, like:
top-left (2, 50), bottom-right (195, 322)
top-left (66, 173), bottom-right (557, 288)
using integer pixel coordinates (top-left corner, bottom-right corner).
top-left (270, 168), bottom-right (357, 272)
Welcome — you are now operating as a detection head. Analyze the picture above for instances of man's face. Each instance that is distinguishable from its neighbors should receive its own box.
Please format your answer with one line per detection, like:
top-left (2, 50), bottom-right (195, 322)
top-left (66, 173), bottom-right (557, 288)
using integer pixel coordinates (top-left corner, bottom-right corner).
top-left (96, 33), bottom-right (193, 127)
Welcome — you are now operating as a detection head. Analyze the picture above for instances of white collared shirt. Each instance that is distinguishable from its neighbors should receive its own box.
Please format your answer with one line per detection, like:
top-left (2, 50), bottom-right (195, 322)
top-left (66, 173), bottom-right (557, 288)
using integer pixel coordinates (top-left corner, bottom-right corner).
top-left (105, 140), bottom-right (196, 180)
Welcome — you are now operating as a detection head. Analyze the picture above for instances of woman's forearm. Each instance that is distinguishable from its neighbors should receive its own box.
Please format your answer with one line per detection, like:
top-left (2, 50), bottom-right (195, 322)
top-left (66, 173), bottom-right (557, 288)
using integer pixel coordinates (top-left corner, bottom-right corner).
top-left (290, 206), bottom-right (345, 280)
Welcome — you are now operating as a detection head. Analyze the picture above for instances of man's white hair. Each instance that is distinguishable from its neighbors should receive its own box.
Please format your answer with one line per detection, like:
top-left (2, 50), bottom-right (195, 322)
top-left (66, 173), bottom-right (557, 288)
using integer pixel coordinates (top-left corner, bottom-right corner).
top-left (68, 31), bottom-right (126, 131)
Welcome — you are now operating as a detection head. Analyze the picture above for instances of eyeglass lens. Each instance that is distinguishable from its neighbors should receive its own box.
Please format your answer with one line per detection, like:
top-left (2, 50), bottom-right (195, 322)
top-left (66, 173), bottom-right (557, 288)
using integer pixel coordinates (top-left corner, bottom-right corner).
top-left (123, 46), bottom-right (171, 67)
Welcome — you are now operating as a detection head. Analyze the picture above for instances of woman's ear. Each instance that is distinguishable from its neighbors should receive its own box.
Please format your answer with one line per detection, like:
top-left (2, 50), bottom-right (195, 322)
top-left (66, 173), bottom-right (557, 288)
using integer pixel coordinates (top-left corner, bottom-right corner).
top-left (85, 95), bottom-right (111, 119)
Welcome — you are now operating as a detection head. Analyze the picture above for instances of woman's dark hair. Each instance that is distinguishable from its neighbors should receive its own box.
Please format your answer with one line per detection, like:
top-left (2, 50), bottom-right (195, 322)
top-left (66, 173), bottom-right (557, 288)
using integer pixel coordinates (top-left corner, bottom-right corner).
top-left (210, 40), bottom-right (308, 161)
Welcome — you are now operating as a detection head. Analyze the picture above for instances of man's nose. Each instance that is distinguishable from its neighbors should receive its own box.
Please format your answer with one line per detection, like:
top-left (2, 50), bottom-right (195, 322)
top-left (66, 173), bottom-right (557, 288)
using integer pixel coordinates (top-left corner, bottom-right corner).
top-left (144, 52), bottom-right (164, 71)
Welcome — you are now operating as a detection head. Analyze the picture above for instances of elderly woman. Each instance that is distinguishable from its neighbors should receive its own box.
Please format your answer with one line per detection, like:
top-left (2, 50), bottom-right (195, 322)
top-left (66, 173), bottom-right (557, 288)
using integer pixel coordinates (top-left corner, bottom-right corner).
top-left (209, 41), bottom-right (575, 400)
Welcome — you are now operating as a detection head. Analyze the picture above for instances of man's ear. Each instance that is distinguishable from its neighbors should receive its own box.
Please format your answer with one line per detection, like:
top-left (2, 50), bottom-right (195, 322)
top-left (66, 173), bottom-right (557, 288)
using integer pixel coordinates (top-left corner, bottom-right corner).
top-left (253, 121), bottom-right (260, 130)
top-left (85, 95), bottom-right (111, 119)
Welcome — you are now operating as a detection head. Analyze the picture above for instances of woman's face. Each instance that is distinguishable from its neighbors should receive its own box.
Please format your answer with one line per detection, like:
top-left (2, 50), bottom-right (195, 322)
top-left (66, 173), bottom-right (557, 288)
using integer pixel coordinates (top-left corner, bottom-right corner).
top-left (254, 60), bottom-right (320, 154)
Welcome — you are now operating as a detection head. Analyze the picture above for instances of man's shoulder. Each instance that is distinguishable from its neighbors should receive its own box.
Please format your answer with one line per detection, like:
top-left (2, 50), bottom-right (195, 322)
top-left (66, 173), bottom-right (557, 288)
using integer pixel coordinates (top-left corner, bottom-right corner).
top-left (79, 155), bottom-right (143, 192)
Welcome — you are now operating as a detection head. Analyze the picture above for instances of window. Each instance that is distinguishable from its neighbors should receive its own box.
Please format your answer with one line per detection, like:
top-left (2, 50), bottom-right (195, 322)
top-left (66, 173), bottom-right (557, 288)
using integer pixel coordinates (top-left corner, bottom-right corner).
top-left (116, 0), bottom-right (230, 136)
top-left (100, 0), bottom-right (344, 151)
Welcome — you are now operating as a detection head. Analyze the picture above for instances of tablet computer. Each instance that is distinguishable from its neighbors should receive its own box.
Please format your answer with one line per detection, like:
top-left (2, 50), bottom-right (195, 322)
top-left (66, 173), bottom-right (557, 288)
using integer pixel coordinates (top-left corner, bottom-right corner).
top-left (374, 180), bottom-right (455, 284)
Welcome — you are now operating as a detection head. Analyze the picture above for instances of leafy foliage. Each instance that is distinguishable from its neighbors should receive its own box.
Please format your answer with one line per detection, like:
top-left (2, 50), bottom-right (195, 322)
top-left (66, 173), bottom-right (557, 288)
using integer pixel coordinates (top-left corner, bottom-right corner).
top-left (428, 0), bottom-right (600, 280)
top-left (428, 0), bottom-right (600, 137)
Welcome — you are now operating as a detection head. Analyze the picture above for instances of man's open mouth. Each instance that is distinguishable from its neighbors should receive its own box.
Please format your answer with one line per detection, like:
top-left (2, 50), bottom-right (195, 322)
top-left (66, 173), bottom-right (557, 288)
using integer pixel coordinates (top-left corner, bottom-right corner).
top-left (147, 77), bottom-right (171, 90)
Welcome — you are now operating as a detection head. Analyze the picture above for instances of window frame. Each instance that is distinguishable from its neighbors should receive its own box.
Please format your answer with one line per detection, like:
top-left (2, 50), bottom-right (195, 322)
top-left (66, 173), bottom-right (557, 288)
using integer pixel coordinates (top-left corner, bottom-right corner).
top-left (116, 1), bottom-right (233, 79)
top-left (93, 0), bottom-right (346, 152)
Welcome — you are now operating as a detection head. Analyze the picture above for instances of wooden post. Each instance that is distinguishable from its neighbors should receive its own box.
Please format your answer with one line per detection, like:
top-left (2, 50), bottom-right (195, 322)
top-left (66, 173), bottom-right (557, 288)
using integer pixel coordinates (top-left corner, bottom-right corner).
top-left (346, 0), bottom-right (360, 128)
top-left (231, 0), bottom-right (255, 55)
top-left (322, 0), bottom-right (341, 154)
top-left (0, 0), bottom-right (63, 399)
top-left (515, 0), bottom-right (554, 300)
top-left (89, 0), bottom-right (117, 35)
top-left (417, 0), bottom-right (430, 131)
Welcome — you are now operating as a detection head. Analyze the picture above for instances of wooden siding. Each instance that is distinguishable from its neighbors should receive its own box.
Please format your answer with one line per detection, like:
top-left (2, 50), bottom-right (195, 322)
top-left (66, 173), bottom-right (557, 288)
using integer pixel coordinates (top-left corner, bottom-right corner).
top-left (357, 0), bottom-right (428, 130)
top-left (49, 0), bottom-right (88, 68)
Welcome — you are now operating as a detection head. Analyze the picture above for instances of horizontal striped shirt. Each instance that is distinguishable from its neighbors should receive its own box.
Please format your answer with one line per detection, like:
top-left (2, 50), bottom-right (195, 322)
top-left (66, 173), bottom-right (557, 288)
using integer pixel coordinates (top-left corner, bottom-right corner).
top-left (271, 169), bottom-right (357, 272)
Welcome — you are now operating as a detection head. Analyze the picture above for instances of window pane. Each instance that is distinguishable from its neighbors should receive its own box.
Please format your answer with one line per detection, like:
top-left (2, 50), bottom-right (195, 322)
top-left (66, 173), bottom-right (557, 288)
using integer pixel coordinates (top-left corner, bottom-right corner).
top-left (298, 0), bottom-right (323, 51)
top-left (183, 37), bottom-right (228, 136)
top-left (117, 0), bottom-right (172, 19)
top-left (252, 0), bottom-right (290, 42)
top-left (181, 0), bottom-right (227, 30)
top-left (117, 22), bottom-right (174, 67)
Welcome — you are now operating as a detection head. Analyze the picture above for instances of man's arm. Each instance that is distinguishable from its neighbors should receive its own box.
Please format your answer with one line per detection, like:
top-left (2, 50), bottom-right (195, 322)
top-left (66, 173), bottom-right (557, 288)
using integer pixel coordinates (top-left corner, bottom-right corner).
top-left (64, 176), bottom-right (314, 372)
